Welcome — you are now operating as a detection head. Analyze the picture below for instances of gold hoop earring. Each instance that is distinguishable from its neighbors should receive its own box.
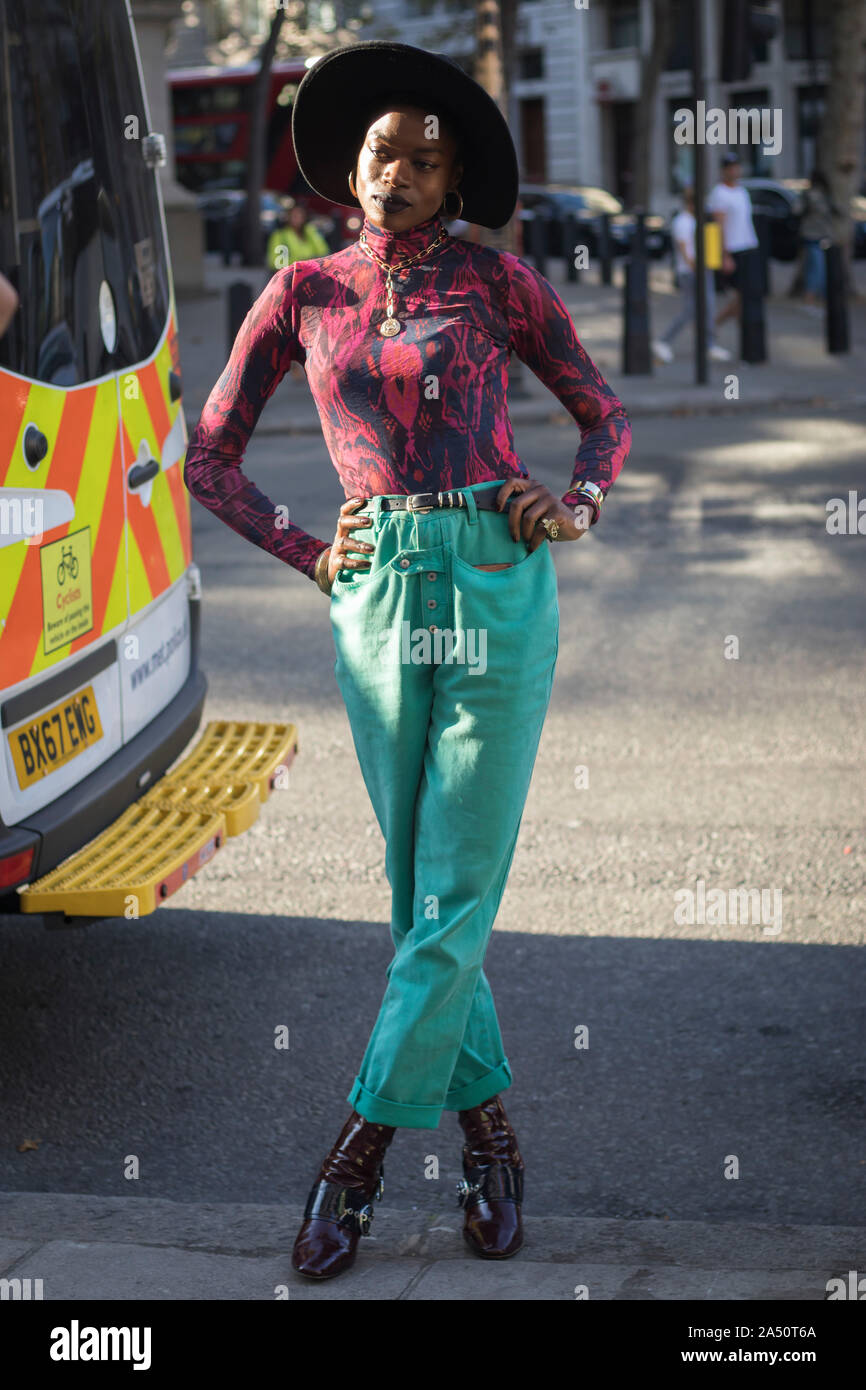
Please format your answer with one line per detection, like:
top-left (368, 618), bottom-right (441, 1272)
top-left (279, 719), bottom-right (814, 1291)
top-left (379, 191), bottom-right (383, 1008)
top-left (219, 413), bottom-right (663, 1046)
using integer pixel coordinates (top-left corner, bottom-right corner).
top-left (347, 170), bottom-right (358, 199)
top-left (441, 189), bottom-right (464, 219)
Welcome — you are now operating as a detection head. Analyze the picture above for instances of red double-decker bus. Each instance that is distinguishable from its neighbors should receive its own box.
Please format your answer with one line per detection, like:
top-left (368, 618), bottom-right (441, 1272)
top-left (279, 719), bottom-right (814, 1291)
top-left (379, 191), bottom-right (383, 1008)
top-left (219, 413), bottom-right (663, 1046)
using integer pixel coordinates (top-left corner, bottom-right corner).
top-left (168, 60), bottom-right (358, 243)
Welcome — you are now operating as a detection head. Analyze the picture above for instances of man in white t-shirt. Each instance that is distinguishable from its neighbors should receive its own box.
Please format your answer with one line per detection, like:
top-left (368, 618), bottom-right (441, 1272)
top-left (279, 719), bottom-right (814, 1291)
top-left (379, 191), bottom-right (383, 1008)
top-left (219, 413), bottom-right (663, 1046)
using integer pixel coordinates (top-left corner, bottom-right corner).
top-left (653, 187), bottom-right (731, 363)
top-left (706, 152), bottom-right (758, 327)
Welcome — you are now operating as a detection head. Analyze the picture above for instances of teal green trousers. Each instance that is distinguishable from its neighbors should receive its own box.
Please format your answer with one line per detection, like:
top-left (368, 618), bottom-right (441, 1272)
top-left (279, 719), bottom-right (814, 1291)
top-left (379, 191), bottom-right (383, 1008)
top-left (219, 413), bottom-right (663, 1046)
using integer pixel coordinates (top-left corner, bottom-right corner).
top-left (328, 479), bottom-right (559, 1129)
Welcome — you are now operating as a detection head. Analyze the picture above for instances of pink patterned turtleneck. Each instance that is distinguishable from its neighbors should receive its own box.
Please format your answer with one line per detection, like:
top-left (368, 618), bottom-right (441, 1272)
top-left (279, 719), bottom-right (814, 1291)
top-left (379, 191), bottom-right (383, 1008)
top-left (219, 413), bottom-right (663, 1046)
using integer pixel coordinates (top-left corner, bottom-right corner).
top-left (183, 211), bottom-right (631, 580)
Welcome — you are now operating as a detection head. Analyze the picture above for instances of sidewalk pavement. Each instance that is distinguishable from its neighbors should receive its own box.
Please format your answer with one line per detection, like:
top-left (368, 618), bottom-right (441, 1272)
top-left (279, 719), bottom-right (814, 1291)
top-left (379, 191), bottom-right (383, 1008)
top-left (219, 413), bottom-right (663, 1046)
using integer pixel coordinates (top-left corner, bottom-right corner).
top-left (176, 252), bottom-right (866, 441)
top-left (1, 1192), bottom-right (861, 1300)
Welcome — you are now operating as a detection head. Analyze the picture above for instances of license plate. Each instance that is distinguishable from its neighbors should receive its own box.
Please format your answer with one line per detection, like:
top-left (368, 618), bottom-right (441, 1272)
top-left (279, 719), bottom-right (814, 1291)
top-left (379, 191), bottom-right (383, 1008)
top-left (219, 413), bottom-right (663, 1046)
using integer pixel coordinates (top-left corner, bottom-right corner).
top-left (647, 235), bottom-right (662, 248)
top-left (9, 684), bottom-right (104, 790)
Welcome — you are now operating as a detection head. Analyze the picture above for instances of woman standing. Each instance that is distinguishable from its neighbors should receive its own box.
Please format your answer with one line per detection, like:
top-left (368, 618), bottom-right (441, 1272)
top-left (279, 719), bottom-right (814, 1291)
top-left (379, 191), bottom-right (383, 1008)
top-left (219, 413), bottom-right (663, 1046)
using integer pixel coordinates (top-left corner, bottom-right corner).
top-left (183, 41), bottom-right (631, 1281)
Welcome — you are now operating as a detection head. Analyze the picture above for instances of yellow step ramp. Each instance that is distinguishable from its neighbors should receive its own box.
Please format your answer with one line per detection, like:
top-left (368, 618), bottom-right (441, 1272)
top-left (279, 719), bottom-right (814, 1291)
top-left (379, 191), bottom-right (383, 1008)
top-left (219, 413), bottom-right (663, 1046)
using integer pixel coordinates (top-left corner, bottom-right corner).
top-left (19, 720), bottom-right (298, 919)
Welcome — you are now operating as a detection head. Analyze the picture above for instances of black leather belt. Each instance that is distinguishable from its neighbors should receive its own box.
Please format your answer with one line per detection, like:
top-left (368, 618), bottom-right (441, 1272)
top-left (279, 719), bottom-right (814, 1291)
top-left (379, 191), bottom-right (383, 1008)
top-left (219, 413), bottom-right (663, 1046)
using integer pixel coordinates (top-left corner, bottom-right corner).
top-left (374, 487), bottom-right (516, 514)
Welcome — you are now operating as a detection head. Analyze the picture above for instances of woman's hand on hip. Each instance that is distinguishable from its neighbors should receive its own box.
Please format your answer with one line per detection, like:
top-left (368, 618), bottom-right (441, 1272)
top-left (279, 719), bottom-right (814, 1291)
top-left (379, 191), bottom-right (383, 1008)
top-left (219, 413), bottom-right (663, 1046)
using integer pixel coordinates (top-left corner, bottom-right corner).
top-left (326, 497), bottom-right (375, 584)
top-left (496, 476), bottom-right (590, 549)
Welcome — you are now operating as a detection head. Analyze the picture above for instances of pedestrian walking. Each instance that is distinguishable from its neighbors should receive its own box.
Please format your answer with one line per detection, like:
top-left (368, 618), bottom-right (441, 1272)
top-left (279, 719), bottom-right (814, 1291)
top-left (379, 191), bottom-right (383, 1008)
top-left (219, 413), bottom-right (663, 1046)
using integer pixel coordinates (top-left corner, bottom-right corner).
top-left (707, 152), bottom-right (759, 330)
top-left (266, 197), bottom-right (330, 272)
top-left (653, 187), bottom-right (730, 363)
top-left (800, 169), bottom-right (837, 304)
top-left (183, 40), bottom-right (631, 1281)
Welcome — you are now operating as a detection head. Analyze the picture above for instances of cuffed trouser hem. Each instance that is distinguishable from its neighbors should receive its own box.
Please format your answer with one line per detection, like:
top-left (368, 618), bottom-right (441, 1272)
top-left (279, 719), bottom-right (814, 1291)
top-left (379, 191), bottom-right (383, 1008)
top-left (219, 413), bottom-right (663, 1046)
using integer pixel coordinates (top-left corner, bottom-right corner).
top-left (348, 1079), bottom-right (442, 1129)
top-left (348, 1059), bottom-right (512, 1130)
top-left (443, 1060), bottom-right (513, 1113)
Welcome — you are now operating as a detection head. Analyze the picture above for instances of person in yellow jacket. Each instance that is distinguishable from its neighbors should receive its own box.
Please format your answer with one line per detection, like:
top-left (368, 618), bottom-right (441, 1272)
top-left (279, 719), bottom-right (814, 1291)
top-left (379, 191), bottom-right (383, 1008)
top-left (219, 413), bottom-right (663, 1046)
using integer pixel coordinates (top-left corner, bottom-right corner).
top-left (267, 200), bottom-right (330, 270)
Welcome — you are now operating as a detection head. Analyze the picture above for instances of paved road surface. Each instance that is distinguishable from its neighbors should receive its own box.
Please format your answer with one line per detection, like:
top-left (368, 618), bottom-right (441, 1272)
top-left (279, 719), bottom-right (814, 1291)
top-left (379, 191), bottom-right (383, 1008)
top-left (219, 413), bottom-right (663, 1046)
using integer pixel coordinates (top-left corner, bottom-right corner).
top-left (2, 405), bottom-right (864, 1232)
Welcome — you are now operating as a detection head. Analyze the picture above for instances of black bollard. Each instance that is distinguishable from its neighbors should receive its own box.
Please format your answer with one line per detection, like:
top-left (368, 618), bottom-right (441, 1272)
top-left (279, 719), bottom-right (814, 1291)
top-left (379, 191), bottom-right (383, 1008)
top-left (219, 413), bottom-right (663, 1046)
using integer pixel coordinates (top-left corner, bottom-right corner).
top-left (622, 213), bottom-right (652, 374)
top-left (526, 209), bottom-right (548, 277)
top-left (598, 212), bottom-right (613, 286)
top-left (538, 208), bottom-right (551, 277)
top-left (228, 281), bottom-right (253, 353)
top-left (563, 212), bottom-right (579, 283)
top-left (739, 247), bottom-right (766, 363)
top-left (548, 210), bottom-right (564, 275)
top-left (824, 242), bottom-right (849, 354)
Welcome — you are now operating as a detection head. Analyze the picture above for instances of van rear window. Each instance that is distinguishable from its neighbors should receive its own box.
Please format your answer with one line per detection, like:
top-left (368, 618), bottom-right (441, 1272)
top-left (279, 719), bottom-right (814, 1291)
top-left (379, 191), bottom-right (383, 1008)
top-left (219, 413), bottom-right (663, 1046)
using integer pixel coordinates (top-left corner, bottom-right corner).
top-left (0, 0), bottom-right (169, 384)
top-left (0, 0), bottom-right (105, 383)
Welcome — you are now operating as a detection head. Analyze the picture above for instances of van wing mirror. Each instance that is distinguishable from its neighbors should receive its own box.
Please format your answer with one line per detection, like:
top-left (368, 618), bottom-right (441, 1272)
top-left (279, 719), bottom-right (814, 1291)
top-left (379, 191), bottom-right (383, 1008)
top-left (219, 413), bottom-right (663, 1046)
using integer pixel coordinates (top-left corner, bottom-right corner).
top-left (142, 133), bottom-right (167, 170)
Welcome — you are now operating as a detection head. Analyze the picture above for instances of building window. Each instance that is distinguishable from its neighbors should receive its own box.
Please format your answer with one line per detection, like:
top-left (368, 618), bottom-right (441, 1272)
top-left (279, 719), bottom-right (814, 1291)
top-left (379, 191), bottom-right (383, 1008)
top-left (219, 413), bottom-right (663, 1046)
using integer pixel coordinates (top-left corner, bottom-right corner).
top-left (669, 88), bottom-right (781, 196)
top-left (726, 89), bottom-right (773, 176)
top-left (668, 96), bottom-right (695, 194)
top-left (608, 0), bottom-right (640, 50)
top-left (519, 48), bottom-right (544, 80)
top-left (751, 36), bottom-right (770, 65)
top-left (797, 84), bottom-right (826, 174)
top-left (520, 98), bottom-right (547, 183)
top-left (664, 0), bottom-right (694, 71)
top-left (610, 100), bottom-right (637, 203)
top-left (783, 0), bottom-right (830, 60)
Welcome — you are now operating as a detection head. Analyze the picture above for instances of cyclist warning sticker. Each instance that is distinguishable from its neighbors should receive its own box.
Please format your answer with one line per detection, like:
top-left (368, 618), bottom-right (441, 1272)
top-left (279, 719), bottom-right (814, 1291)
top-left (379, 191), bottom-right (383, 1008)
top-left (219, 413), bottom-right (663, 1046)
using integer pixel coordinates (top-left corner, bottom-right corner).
top-left (40, 527), bottom-right (94, 655)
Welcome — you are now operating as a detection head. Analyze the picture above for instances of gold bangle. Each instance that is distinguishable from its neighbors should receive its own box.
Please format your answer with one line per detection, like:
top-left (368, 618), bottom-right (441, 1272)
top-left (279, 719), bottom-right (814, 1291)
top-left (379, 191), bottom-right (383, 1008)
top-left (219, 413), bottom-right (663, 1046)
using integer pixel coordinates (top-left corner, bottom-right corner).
top-left (564, 482), bottom-right (603, 524)
top-left (314, 547), bottom-right (332, 594)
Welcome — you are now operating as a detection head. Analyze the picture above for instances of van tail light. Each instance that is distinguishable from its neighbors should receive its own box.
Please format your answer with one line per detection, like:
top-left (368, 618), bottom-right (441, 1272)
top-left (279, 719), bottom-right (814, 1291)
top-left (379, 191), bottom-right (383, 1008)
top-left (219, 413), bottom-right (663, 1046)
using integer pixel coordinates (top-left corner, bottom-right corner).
top-left (0, 847), bottom-right (35, 890)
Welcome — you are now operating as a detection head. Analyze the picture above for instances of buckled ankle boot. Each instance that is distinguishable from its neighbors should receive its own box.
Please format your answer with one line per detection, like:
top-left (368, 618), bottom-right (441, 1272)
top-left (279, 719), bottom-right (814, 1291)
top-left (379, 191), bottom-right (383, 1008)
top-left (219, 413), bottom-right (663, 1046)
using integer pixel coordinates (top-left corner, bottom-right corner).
top-left (291, 1111), bottom-right (396, 1280)
top-left (456, 1094), bottom-right (524, 1259)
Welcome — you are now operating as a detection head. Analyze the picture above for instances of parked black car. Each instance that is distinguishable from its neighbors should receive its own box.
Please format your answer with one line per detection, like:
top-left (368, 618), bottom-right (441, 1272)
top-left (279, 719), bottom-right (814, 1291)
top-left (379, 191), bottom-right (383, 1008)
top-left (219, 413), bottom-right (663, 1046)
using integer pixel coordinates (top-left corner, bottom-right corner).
top-left (197, 188), bottom-right (288, 261)
top-left (738, 178), bottom-right (804, 261)
top-left (739, 178), bottom-right (866, 261)
top-left (518, 184), bottom-right (671, 261)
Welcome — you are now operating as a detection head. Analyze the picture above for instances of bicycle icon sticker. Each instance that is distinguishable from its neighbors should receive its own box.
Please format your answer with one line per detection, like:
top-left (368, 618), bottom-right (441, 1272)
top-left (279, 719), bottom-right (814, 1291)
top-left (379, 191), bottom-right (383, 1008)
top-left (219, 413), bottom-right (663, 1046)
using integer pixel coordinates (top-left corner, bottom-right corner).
top-left (39, 526), bottom-right (94, 655)
top-left (57, 544), bottom-right (80, 585)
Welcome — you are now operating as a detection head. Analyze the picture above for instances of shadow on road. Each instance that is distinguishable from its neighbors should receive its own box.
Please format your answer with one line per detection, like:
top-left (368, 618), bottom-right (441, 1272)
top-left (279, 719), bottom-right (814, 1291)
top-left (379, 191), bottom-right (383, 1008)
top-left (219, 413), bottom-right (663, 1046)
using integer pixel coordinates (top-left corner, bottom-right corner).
top-left (0, 910), bottom-right (861, 1226)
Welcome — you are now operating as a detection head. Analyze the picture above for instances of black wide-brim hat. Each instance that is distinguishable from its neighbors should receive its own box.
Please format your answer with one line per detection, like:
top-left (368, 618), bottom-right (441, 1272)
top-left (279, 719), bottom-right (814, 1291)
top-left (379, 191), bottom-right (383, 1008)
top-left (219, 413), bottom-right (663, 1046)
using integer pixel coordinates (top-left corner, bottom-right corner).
top-left (290, 41), bottom-right (519, 229)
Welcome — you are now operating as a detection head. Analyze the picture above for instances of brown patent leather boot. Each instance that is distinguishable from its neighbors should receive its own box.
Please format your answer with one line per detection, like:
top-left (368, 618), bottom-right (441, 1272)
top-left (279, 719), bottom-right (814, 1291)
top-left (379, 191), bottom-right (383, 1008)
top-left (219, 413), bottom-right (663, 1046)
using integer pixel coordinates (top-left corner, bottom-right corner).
top-left (291, 1111), bottom-right (396, 1280)
top-left (456, 1093), bottom-right (524, 1259)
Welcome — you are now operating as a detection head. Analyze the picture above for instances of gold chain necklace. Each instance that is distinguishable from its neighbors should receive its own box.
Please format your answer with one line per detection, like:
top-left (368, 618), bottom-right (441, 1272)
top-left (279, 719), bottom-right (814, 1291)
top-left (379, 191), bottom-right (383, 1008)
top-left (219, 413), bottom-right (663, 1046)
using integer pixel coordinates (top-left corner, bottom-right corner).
top-left (359, 222), bottom-right (450, 336)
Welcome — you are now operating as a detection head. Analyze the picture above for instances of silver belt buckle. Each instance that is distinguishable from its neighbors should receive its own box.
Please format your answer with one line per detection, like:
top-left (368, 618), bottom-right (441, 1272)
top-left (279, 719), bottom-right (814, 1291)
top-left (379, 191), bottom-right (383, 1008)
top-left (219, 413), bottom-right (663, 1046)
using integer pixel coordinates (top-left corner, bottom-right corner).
top-left (408, 492), bottom-right (436, 513)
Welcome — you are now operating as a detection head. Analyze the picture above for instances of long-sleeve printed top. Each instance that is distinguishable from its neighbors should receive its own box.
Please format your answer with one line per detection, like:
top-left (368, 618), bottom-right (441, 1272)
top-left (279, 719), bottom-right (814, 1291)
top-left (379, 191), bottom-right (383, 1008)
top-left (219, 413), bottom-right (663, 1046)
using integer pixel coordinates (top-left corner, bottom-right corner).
top-left (183, 210), bottom-right (631, 581)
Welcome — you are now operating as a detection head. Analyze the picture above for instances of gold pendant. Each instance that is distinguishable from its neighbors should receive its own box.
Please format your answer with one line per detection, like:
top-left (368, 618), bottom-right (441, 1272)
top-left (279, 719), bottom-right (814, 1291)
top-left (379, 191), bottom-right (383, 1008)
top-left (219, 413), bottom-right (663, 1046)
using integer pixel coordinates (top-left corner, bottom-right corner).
top-left (380, 317), bottom-right (401, 337)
